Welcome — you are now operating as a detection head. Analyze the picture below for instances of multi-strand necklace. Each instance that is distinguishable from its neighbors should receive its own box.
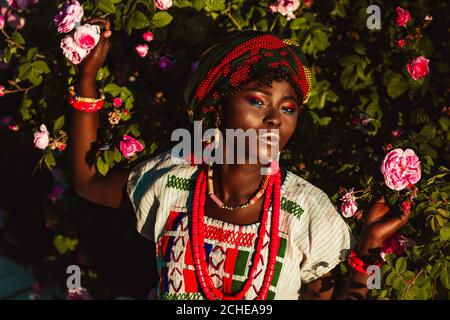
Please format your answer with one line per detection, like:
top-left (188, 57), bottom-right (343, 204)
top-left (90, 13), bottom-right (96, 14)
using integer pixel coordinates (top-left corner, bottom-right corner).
top-left (191, 165), bottom-right (281, 300)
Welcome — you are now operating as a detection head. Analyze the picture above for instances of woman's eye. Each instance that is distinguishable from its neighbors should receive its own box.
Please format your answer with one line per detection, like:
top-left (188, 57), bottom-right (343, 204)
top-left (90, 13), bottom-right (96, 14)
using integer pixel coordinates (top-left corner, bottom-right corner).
top-left (249, 98), bottom-right (265, 107)
top-left (282, 105), bottom-right (298, 114)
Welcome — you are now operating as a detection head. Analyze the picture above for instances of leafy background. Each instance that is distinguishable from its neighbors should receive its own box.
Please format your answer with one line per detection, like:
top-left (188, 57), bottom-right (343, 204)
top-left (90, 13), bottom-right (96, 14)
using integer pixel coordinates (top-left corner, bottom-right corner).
top-left (0, 0), bottom-right (448, 299)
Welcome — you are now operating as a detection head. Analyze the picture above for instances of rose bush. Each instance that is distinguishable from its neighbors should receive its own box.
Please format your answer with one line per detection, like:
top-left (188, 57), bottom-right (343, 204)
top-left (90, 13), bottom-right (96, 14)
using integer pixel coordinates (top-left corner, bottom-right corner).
top-left (0, 0), bottom-right (448, 300)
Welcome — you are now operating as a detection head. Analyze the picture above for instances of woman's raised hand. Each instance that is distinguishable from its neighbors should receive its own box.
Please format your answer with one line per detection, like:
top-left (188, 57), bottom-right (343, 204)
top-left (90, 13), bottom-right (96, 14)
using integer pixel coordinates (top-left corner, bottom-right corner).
top-left (79, 18), bottom-right (112, 79)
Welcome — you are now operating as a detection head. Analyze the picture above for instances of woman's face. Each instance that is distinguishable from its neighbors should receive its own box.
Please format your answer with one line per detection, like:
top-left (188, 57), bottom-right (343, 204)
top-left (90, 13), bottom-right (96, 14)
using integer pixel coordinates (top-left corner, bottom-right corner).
top-left (221, 79), bottom-right (299, 164)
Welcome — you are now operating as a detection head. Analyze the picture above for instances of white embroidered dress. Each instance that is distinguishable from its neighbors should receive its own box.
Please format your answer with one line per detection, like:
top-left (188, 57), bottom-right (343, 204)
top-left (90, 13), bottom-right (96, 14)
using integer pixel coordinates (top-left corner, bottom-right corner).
top-left (127, 149), bottom-right (354, 300)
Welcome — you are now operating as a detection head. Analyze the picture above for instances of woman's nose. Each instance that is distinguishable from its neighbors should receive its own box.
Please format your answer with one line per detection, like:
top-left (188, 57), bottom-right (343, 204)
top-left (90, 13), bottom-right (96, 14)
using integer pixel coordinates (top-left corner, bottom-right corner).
top-left (263, 107), bottom-right (282, 128)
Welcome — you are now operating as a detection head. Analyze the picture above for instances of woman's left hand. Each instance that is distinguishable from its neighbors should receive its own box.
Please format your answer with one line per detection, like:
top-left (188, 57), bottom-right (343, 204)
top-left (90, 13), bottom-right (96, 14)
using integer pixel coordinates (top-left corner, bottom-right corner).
top-left (360, 197), bottom-right (412, 245)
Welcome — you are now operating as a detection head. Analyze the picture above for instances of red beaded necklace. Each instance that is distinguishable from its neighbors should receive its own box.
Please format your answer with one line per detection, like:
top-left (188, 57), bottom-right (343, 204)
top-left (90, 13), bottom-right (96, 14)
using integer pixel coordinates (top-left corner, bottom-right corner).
top-left (191, 165), bottom-right (281, 300)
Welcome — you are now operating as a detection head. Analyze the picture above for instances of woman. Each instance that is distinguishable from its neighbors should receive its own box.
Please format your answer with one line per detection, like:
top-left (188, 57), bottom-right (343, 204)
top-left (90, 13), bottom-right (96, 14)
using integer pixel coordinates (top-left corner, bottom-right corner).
top-left (71, 19), bottom-right (411, 300)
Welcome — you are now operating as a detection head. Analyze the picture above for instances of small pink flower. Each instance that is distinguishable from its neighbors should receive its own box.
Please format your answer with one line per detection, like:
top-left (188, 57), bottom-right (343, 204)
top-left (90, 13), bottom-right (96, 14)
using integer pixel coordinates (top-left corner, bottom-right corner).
top-left (113, 97), bottom-right (122, 108)
top-left (380, 234), bottom-right (415, 260)
top-left (424, 15), bottom-right (433, 22)
top-left (33, 124), bottom-right (49, 150)
top-left (48, 186), bottom-right (64, 203)
top-left (395, 7), bottom-right (411, 27)
top-left (154, 0), bottom-right (173, 10)
top-left (0, 15), bottom-right (5, 29)
top-left (396, 39), bottom-right (406, 48)
top-left (0, 85), bottom-right (5, 97)
top-left (381, 148), bottom-right (421, 191)
top-left (268, 0), bottom-right (300, 21)
top-left (157, 56), bottom-right (172, 71)
top-left (60, 34), bottom-right (88, 65)
top-left (391, 128), bottom-right (405, 138)
top-left (407, 56), bottom-right (430, 81)
top-left (401, 200), bottom-right (412, 212)
top-left (120, 134), bottom-right (144, 159)
top-left (6, 12), bottom-right (25, 29)
top-left (340, 188), bottom-right (358, 218)
top-left (135, 44), bottom-right (149, 57)
top-left (67, 287), bottom-right (92, 300)
top-left (143, 31), bottom-right (154, 42)
top-left (73, 24), bottom-right (100, 50)
top-left (54, 0), bottom-right (84, 34)
top-left (385, 143), bottom-right (393, 151)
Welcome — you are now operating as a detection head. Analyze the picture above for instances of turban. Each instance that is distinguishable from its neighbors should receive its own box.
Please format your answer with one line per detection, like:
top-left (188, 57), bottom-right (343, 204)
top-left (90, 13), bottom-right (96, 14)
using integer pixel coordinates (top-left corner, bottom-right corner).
top-left (183, 30), bottom-right (312, 128)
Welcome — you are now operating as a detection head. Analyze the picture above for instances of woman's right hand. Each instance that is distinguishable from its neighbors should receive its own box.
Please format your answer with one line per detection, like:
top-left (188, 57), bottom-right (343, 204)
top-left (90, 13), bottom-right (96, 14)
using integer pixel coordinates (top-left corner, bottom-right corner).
top-left (79, 18), bottom-right (112, 79)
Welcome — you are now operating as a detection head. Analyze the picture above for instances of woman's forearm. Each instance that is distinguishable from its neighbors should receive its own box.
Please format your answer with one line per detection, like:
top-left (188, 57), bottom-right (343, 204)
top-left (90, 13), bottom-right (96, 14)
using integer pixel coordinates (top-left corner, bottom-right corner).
top-left (70, 75), bottom-right (100, 196)
top-left (337, 237), bottom-right (384, 300)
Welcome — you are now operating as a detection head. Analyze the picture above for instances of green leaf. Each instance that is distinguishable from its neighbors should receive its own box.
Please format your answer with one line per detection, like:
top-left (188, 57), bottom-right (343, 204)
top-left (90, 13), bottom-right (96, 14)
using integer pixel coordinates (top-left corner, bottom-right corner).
top-left (54, 235), bottom-right (78, 255)
top-left (53, 116), bottom-right (65, 132)
top-left (103, 150), bottom-right (114, 166)
top-left (97, 0), bottom-right (116, 13)
top-left (420, 124), bottom-right (437, 140)
top-left (26, 47), bottom-right (39, 61)
top-left (12, 32), bottom-right (25, 45)
top-left (192, 0), bottom-right (206, 11)
top-left (44, 151), bottom-right (56, 169)
top-left (96, 156), bottom-right (109, 176)
top-left (338, 55), bottom-right (359, 67)
top-left (33, 60), bottom-right (51, 74)
top-left (392, 277), bottom-right (406, 291)
top-left (440, 225), bottom-right (450, 241)
top-left (395, 257), bottom-right (407, 274)
top-left (438, 116), bottom-right (450, 131)
top-left (340, 66), bottom-right (357, 90)
top-left (204, 0), bottom-right (225, 11)
top-left (387, 73), bottom-right (408, 99)
top-left (290, 18), bottom-right (306, 30)
top-left (386, 271), bottom-right (397, 286)
top-left (128, 11), bottom-right (151, 30)
top-left (151, 11), bottom-right (173, 28)
top-left (440, 268), bottom-right (450, 289)
top-left (312, 29), bottom-right (329, 51)
top-left (104, 83), bottom-right (122, 96)
top-left (113, 150), bottom-right (122, 163)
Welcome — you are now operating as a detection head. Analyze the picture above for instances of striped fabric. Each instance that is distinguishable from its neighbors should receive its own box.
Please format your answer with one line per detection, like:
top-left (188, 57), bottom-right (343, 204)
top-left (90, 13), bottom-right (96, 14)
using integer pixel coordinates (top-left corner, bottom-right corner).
top-left (126, 149), bottom-right (355, 300)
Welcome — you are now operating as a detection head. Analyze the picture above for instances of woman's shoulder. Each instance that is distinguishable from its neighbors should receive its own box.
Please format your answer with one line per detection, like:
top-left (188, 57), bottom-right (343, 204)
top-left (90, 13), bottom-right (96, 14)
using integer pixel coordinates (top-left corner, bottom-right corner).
top-left (127, 148), bottom-right (199, 196)
top-left (282, 169), bottom-right (335, 214)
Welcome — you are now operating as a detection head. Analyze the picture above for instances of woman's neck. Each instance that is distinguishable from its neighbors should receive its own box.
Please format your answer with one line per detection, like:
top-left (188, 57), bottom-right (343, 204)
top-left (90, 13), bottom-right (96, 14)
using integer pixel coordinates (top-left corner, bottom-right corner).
top-left (213, 162), bottom-right (266, 206)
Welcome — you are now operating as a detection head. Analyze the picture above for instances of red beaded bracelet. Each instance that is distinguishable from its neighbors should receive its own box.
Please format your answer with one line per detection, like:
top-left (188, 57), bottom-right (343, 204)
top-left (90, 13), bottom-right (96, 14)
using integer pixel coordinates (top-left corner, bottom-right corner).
top-left (348, 250), bottom-right (383, 274)
top-left (69, 95), bottom-right (105, 112)
top-left (68, 86), bottom-right (105, 112)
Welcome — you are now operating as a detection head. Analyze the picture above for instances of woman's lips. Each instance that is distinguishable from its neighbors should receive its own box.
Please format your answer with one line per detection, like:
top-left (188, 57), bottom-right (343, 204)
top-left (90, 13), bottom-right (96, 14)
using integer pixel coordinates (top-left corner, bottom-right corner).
top-left (259, 132), bottom-right (280, 146)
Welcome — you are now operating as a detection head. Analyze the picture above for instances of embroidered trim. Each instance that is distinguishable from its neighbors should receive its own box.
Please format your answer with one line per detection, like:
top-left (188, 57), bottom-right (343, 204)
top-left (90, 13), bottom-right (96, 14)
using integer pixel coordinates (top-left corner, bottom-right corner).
top-left (166, 175), bottom-right (195, 191)
top-left (204, 225), bottom-right (256, 247)
top-left (160, 292), bottom-right (204, 300)
top-left (281, 197), bottom-right (304, 220)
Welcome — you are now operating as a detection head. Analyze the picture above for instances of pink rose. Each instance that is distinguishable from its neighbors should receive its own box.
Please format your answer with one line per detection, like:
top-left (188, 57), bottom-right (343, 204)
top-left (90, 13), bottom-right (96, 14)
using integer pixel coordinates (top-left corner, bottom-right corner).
top-left (0, 85), bottom-right (5, 97)
top-left (154, 0), bottom-right (173, 10)
top-left (135, 44), bottom-right (149, 57)
top-left (0, 15), bottom-right (4, 29)
top-left (143, 31), bottom-right (154, 42)
top-left (33, 124), bottom-right (49, 150)
top-left (113, 97), bottom-right (122, 108)
top-left (54, 0), bottom-right (84, 34)
top-left (395, 6), bottom-right (411, 27)
top-left (340, 188), bottom-right (358, 218)
top-left (60, 34), bottom-right (88, 64)
top-left (120, 134), bottom-right (144, 159)
top-left (381, 148), bottom-right (421, 191)
top-left (73, 24), bottom-right (100, 50)
top-left (380, 234), bottom-right (415, 260)
top-left (407, 56), bottom-right (430, 81)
